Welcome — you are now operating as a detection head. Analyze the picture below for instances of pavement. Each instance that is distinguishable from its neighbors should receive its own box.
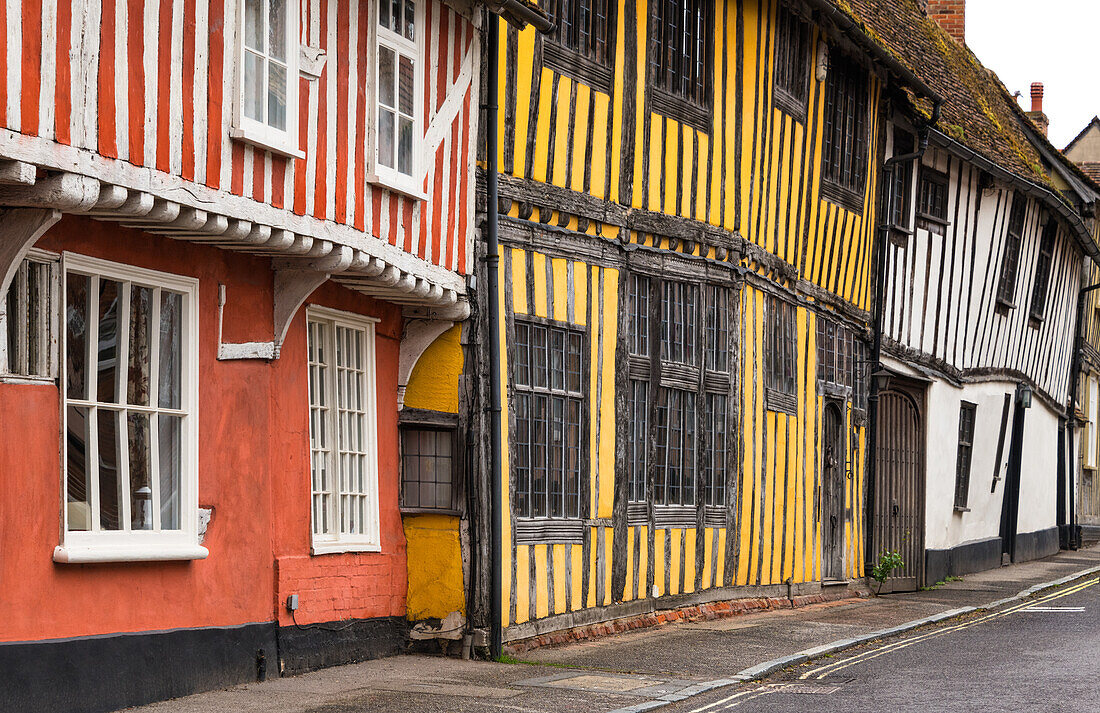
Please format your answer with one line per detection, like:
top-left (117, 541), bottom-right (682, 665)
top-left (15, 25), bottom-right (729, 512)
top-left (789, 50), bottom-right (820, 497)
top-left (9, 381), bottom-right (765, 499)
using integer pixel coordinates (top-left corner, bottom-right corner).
top-left (126, 545), bottom-right (1100, 713)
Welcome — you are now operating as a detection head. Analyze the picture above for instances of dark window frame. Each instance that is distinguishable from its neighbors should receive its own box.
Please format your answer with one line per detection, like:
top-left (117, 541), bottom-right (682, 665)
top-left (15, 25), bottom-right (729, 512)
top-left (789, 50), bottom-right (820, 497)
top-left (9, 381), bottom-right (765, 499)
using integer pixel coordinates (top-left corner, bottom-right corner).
top-left (889, 129), bottom-right (916, 244)
top-left (626, 274), bottom-right (733, 522)
top-left (543, 0), bottom-right (616, 91)
top-left (820, 53), bottom-right (870, 213)
top-left (399, 412), bottom-right (463, 514)
top-left (916, 165), bottom-right (950, 234)
top-left (512, 315), bottom-right (588, 522)
top-left (954, 401), bottom-right (977, 510)
top-left (816, 317), bottom-right (868, 413)
top-left (765, 297), bottom-right (797, 414)
top-left (1028, 217), bottom-right (1058, 325)
top-left (647, 0), bottom-right (715, 133)
top-left (996, 194), bottom-right (1027, 311)
top-left (772, 6), bottom-right (811, 120)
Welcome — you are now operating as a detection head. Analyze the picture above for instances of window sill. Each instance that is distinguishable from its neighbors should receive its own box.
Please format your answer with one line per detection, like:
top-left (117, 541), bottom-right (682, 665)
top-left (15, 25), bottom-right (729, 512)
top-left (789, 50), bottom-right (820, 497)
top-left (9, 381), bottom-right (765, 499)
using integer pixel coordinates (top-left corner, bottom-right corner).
top-left (820, 180), bottom-right (865, 214)
top-left (400, 507), bottom-right (462, 517)
top-left (0, 373), bottom-right (55, 385)
top-left (230, 125), bottom-right (306, 160)
top-left (53, 543), bottom-right (209, 564)
top-left (542, 40), bottom-right (613, 93)
top-left (367, 171), bottom-right (429, 202)
top-left (773, 88), bottom-right (807, 122)
top-left (514, 518), bottom-right (586, 545)
top-left (648, 85), bottom-right (712, 134)
top-left (765, 387), bottom-right (798, 415)
top-left (953, 505), bottom-right (970, 513)
top-left (310, 541), bottom-right (382, 556)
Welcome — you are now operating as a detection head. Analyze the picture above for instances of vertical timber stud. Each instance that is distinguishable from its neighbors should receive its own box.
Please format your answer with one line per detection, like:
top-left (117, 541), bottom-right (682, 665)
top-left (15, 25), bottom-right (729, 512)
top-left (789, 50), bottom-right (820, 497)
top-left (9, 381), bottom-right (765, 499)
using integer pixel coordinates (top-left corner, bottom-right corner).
top-left (611, 266), bottom-right (632, 601)
top-left (486, 10), bottom-right (503, 660)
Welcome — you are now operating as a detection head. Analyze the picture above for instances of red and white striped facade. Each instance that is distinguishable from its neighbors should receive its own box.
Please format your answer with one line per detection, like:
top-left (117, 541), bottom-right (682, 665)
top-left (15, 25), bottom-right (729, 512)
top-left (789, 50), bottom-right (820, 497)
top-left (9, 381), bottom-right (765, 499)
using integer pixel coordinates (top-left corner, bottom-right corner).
top-left (0, 0), bottom-right (478, 309)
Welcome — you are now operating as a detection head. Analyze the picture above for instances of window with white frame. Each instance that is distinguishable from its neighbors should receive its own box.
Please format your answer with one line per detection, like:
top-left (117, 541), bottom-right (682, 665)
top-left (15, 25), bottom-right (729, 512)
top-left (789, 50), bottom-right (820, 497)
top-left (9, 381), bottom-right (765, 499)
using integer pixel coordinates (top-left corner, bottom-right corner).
top-left (372, 0), bottom-right (421, 194)
top-left (58, 254), bottom-right (202, 563)
top-left (307, 307), bottom-right (380, 553)
top-left (2, 251), bottom-right (59, 380)
top-left (235, 0), bottom-right (300, 155)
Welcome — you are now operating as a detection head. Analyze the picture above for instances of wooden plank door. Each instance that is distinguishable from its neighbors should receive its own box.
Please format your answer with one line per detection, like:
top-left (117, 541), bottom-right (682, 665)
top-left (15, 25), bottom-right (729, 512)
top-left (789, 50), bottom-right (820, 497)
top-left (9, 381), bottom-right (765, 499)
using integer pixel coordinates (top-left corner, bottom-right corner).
top-left (822, 401), bottom-right (846, 581)
top-left (873, 383), bottom-right (925, 592)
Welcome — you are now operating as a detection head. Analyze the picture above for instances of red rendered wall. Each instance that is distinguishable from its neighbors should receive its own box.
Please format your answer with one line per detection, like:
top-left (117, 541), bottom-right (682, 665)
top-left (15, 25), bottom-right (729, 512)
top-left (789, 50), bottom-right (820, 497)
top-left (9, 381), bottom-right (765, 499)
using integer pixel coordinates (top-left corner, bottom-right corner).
top-left (0, 215), bottom-right (406, 642)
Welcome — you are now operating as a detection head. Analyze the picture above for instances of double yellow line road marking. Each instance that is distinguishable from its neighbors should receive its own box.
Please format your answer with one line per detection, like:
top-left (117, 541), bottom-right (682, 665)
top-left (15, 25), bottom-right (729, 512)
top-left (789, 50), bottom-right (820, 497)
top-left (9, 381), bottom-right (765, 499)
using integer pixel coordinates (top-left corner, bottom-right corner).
top-left (685, 577), bottom-right (1097, 712)
top-left (800, 576), bottom-right (1099, 680)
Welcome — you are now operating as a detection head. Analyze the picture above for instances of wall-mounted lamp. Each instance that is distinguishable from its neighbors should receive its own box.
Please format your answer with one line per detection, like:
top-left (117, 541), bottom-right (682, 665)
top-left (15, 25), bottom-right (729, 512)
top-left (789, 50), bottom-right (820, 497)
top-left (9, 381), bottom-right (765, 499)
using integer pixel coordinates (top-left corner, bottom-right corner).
top-left (1016, 382), bottom-right (1033, 409)
top-left (871, 365), bottom-right (892, 394)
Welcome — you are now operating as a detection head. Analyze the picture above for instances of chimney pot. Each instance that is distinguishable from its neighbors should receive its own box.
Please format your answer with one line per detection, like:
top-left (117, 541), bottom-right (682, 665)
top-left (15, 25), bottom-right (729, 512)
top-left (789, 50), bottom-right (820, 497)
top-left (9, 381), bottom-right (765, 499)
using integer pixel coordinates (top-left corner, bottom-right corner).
top-left (1030, 82), bottom-right (1044, 113)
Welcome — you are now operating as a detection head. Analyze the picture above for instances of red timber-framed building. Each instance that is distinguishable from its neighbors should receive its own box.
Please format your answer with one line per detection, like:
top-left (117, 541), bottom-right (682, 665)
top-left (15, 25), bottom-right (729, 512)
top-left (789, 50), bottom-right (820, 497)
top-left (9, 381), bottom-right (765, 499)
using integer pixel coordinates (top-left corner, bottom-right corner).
top-left (0, 1), bottom-right (491, 711)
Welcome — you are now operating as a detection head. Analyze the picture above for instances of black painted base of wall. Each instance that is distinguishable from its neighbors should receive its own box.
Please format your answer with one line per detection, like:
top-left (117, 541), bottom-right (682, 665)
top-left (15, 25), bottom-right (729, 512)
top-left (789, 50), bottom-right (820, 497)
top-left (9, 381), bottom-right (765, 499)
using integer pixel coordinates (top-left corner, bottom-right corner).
top-left (924, 527), bottom-right (1062, 585)
top-left (2, 616), bottom-right (409, 713)
top-left (1013, 526), bottom-right (1060, 564)
top-left (1, 622), bottom-right (278, 713)
top-left (924, 536), bottom-right (1003, 586)
top-left (277, 615), bottom-right (408, 676)
top-left (1082, 524), bottom-right (1100, 544)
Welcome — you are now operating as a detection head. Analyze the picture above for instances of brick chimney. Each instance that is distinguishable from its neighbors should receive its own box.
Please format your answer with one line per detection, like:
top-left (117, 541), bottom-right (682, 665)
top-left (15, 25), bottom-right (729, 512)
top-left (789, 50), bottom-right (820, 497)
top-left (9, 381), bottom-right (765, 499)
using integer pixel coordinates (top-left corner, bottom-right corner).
top-left (926, 0), bottom-right (965, 44)
top-left (1026, 82), bottom-right (1049, 137)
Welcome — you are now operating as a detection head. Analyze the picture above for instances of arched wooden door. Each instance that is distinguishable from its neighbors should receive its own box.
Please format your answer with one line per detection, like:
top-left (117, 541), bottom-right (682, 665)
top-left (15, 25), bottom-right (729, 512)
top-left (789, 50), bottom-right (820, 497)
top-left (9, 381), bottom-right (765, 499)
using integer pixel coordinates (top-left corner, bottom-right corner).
top-left (873, 383), bottom-right (925, 592)
top-left (822, 401), bottom-right (846, 581)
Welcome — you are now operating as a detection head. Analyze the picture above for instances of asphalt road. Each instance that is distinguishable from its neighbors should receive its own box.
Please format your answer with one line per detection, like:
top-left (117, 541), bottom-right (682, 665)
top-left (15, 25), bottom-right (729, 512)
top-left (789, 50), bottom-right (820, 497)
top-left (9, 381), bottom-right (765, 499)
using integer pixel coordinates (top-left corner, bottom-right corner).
top-left (666, 576), bottom-right (1100, 713)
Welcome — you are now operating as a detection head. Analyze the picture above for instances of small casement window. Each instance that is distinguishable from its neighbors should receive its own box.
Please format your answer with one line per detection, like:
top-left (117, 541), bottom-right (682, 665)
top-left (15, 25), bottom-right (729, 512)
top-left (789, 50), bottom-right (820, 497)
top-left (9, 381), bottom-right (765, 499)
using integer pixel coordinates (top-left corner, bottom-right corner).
top-left (400, 425), bottom-right (460, 512)
top-left (765, 296), bottom-right (797, 413)
top-left (1028, 218), bottom-right (1057, 323)
top-left (512, 318), bottom-right (586, 519)
top-left (234, 0), bottom-right (301, 156)
top-left (371, 0), bottom-right (422, 196)
top-left (917, 166), bottom-right (949, 233)
top-left (820, 53), bottom-right (869, 212)
top-left (626, 275), bottom-right (732, 514)
top-left (772, 6), bottom-right (811, 118)
top-left (889, 129), bottom-right (916, 242)
top-left (57, 254), bottom-right (202, 563)
top-left (307, 308), bottom-right (380, 554)
top-left (816, 317), bottom-right (868, 411)
top-left (996, 195), bottom-right (1027, 309)
top-left (2, 251), bottom-right (59, 380)
top-left (954, 402), bottom-right (977, 509)
top-left (544, 0), bottom-right (615, 91)
top-left (648, 0), bottom-right (714, 132)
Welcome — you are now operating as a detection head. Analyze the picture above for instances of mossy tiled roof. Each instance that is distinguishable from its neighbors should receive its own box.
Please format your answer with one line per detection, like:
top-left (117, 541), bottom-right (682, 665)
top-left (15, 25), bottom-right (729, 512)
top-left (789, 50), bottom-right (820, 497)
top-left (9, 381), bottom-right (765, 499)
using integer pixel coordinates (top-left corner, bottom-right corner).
top-left (825, 0), bottom-right (1050, 187)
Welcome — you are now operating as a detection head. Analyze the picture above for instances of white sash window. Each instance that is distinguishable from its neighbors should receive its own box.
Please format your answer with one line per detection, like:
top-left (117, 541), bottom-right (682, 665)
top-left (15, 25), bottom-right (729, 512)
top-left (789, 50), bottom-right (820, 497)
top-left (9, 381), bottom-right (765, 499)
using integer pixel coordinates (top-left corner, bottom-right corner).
top-left (56, 254), bottom-right (203, 563)
top-left (307, 307), bottom-right (381, 554)
top-left (234, 0), bottom-right (302, 157)
top-left (370, 0), bottom-right (423, 196)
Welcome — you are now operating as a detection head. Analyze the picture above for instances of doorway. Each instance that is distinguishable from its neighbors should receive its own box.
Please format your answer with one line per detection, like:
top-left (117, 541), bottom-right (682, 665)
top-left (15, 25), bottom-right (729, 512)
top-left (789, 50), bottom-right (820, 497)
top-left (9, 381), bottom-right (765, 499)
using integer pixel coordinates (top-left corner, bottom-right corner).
top-left (873, 380), bottom-right (926, 592)
top-left (822, 400), bottom-right (847, 582)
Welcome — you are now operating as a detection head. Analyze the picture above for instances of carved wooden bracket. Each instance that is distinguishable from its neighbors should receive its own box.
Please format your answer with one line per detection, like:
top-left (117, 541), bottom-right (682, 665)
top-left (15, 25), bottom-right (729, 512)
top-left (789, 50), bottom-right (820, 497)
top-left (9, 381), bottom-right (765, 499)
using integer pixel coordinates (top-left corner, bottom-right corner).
top-left (0, 208), bottom-right (62, 296)
top-left (397, 319), bottom-right (456, 409)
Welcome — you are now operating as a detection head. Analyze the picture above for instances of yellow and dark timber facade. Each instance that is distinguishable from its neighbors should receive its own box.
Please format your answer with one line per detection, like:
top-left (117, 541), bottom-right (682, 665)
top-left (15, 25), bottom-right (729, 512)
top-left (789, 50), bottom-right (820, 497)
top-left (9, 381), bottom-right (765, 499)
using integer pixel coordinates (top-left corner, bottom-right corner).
top-left (489, 0), bottom-right (883, 642)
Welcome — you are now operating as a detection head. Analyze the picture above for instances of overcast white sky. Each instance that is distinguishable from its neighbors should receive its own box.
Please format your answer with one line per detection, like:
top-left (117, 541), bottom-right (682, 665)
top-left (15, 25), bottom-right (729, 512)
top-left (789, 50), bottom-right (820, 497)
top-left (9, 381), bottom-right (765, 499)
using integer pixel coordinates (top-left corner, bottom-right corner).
top-left (965, 0), bottom-right (1099, 150)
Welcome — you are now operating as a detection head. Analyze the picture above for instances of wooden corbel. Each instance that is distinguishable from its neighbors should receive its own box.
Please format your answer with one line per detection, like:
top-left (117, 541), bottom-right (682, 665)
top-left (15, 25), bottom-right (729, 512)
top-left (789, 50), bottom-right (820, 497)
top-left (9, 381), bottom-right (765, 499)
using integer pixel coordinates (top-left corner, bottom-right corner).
top-left (397, 319), bottom-right (457, 409)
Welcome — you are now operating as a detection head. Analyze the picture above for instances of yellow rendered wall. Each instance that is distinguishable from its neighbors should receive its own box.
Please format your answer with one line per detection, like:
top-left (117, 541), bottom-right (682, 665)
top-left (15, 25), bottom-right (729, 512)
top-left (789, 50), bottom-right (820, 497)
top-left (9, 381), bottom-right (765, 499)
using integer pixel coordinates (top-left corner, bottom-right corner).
top-left (495, 0), bottom-right (882, 311)
top-left (404, 514), bottom-right (466, 620)
top-left (404, 325), bottom-right (463, 414)
top-left (402, 328), bottom-right (466, 621)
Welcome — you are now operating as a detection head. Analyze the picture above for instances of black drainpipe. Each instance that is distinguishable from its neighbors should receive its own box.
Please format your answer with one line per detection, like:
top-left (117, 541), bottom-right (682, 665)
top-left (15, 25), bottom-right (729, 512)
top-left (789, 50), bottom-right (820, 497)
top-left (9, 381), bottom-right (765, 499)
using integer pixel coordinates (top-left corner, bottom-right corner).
top-left (1062, 280), bottom-right (1100, 550)
top-left (485, 7), bottom-right (552, 661)
top-left (864, 101), bottom-right (941, 577)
